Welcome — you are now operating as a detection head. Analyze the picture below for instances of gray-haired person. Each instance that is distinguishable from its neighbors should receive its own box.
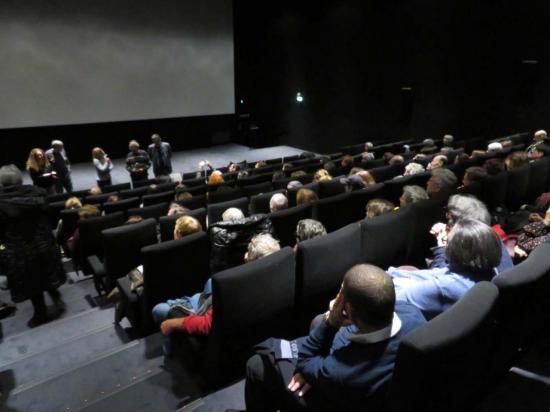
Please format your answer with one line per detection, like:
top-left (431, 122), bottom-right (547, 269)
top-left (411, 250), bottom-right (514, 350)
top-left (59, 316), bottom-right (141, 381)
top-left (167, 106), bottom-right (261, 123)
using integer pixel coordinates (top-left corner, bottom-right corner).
top-left (399, 185), bottom-right (429, 208)
top-left (45, 139), bottom-right (72, 193)
top-left (269, 193), bottom-right (289, 213)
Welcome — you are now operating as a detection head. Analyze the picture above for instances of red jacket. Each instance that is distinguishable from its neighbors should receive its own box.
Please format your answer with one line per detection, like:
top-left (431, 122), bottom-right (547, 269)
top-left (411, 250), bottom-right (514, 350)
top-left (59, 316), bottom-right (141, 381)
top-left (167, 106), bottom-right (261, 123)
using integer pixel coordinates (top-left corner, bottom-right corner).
top-left (179, 309), bottom-right (213, 336)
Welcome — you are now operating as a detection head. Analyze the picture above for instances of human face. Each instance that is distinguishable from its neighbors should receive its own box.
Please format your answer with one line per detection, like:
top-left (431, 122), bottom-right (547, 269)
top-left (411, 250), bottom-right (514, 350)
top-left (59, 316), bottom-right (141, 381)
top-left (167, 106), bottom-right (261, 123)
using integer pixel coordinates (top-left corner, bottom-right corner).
top-left (426, 176), bottom-right (439, 194)
top-left (152, 136), bottom-right (161, 146)
top-left (129, 143), bottom-right (139, 152)
top-left (462, 174), bottom-right (470, 187)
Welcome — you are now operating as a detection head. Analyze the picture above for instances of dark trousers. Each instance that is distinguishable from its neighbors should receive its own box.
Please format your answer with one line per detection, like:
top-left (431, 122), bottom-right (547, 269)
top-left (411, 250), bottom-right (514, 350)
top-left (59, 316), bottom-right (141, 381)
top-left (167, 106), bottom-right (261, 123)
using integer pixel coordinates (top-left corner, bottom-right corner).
top-left (245, 354), bottom-right (309, 412)
top-left (97, 178), bottom-right (112, 190)
top-left (130, 171), bottom-right (148, 184)
top-left (55, 175), bottom-right (73, 194)
top-left (30, 288), bottom-right (61, 318)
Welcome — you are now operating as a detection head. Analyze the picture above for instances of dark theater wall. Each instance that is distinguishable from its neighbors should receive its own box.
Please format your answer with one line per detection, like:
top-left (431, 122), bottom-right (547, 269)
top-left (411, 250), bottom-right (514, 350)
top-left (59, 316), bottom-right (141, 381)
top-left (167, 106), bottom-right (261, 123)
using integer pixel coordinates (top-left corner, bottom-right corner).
top-left (234, 1), bottom-right (550, 153)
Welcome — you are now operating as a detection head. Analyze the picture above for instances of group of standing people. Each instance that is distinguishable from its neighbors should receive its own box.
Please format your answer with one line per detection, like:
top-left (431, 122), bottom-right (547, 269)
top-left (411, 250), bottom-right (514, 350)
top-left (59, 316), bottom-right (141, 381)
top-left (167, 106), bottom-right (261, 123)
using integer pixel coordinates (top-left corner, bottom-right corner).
top-left (26, 134), bottom-right (173, 193)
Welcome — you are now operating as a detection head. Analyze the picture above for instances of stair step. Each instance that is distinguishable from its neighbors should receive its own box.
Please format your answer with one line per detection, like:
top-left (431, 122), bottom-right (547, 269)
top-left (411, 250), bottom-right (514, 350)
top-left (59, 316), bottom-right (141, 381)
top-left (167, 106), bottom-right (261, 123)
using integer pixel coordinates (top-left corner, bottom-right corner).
top-left (0, 307), bottom-right (115, 365)
top-left (0, 323), bottom-right (129, 392)
top-left (77, 360), bottom-right (201, 412)
top-left (3, 333), bottom-right (175, 412)
top-left (181, 380), bottom-right (245, 412)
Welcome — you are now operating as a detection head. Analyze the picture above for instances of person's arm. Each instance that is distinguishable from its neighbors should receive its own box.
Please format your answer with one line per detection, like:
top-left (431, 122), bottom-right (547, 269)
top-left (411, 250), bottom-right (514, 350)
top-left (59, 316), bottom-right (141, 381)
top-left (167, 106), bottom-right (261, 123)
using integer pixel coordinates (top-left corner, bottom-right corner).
top-left (430, 246), bottom-right (447, 268)
top-left (160, 309), bottom-right (213, 336)
top-left (143, 151), bottom-right (151, 169)
top-left (295, 320), bottom-right (339, 382)
top-left (94, 158), bottom-right (110, 172)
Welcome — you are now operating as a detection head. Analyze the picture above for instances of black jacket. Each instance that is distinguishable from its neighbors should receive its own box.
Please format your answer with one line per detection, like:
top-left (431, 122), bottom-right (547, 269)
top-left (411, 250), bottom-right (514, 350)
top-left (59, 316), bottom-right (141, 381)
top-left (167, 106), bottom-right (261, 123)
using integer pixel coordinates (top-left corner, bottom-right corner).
top-left (0, 186), bottom-right (65, 302)
top-left (208, 214), bottom-right (274, 274)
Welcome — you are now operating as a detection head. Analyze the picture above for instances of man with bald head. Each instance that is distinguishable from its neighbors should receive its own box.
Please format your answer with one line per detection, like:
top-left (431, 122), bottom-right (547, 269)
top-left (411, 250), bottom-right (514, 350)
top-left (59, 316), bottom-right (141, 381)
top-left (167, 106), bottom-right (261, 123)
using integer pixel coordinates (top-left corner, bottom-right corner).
top-left (126, 140), bottom-right (151, 183)
top-left (243, 264), bottom-right (425, 411)
top-left (526, 129), bottom-right (550, 159)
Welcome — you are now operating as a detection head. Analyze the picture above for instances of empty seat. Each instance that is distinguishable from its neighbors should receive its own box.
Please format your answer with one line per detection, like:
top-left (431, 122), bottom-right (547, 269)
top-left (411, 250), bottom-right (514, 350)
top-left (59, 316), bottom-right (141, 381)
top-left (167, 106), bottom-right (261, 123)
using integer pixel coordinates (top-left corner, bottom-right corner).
top-left (360, 206), bottom-right (414, 268)
top-left (120, 231), bottom-right (211, 334)
top-left (207, 187), bottom-right (245, 204)
top-left (120, 187), bottom-right (148, 199)
top-left (127, 202), bottom-right (169, 221)
top-left (142, 190), bottom-right (174, 206)
top-left (249, 189), bottom-right (286, 214)
top-left (159, 208), bottom-right (207, 242)
top-left (207, 197), bottom-right (249, 225)
top-left (312, 192), bottom-right (352, 232)
top-left (176, 194), bottom-right (207, 210)
top-left (389, 282), bottom-right (500, 412)
top-left (505, 164), bottom-right (530, 210)
top-left (295, 223), bottom-right (362, 325)
top-left (241, 181), bottom-right (273, 197)
top-left (318, 179), bottom-right (346, 198)
top-left (347, 183), bottom-right (386, 222)
top-left (103, 182), bottom-right (131, 193)
top-left (89, 218), bottom-right (158, 293)
top-left (270, 204), bottom-right (313, 247)
top-left (102, 197), bottom-right (141, 217)
top-left (480, 172), bottom-right (509, 212)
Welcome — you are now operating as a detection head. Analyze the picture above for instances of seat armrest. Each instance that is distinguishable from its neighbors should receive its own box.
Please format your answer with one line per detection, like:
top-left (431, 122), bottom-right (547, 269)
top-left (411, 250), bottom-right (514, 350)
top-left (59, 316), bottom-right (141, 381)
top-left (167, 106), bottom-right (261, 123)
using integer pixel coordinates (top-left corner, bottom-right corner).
top-left (87, 255), bottom-right (106, 278)
top-left (117, 277), bottom-right (138, 304)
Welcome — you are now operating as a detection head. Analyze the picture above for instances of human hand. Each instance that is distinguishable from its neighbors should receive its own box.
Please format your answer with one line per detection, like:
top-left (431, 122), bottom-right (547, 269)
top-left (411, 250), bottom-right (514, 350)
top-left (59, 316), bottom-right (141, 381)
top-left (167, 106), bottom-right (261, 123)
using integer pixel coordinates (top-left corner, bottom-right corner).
top-left (430, 222), bottom-right (449, 247)
top-left (520, 204), bottom-right (528, 210)
top-left (514, 246), bottom-right (528, 259)
top-left (326, 289), bottom-right (352, 328)
top-left (160, 318), bottom-right (182, 336)
top-left (288, 373), bottom-right (311, 397)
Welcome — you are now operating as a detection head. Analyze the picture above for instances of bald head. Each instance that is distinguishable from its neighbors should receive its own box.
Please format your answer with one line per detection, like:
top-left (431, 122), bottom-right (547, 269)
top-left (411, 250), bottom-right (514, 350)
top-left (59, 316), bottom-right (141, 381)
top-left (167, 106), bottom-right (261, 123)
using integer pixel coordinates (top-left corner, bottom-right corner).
top-left (342, 264), bottom-right (395, 329)
top-left (534, 130), bottom-right (547, 141)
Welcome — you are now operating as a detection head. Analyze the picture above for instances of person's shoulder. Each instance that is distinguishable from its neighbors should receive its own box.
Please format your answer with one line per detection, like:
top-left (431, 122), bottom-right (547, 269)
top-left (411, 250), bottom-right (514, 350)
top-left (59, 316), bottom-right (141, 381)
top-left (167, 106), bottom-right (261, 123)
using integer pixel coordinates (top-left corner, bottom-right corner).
top-left (395, 302), bottom-right (427, 330)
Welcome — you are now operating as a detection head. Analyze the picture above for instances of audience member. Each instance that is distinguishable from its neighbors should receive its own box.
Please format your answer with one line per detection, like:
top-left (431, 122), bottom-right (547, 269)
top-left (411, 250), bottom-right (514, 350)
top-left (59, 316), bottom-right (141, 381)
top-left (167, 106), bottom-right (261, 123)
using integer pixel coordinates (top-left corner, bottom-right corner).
top-left (174, 215), bottom-right (203, 240)
top-left (382, 152), bottom-right (395, 164)
top-left (287, 180), bottom-right (303, 190)
top-left (237, 170), bottom-right (250, 180)
top-left (92, 147), bottom-right (113, 189)
top-left (461, 166), bottom-right (487, 187)
top-left (296, 188), bottom-right (318, 205)
top-left (255, 160), bottom-right (268, 169)
top-left (269, 193), bottom-right (288, 213)
top-left (420, 138), bottom-right (438, 155)
top-left (442, 134), bottom-right (454, 149)
top-left (389, 218), bottom-right (501, 318)
top-left (340, 174), bottom-right (366, 192)
top-left (89, 186), bottom-right (102, 196)
top-left (487, 142), bottom-right (503, 152)
top-left (526, 129), bottom-right (550, 159)
top-left (175, 188), bottom-right (192, 201)
top-left (313, 169), bottom-right (332, 182)
top-left (427, 155), bottom-right (448, 170)
top-left (290, 170), bottom-right (306, 178)
top-left (356, 170), bottom-right (376, 187)
top-left (26, 148), bottom-right (57, 194)
top-left (243, 264), bottom-right (425, 411)
top-left (272, 170), bottom-right (286, 182)
top-left (388, 155), bottom-right (404, 166)
top-left (454, 152), bottom-right (470, 164)
top-left (400, 185), bottom-right (429, 208)
top-left (208, 170), bottom-right (225, 185)
top-left (361, 142), bottom-right (375, 162)
top-left (65, 197), bottom-right (82, 210)
top-left (0, 164), bottom-right (23, 187)
top-left (366, 198), bottom-right (395, 219)
top-left (167, 202), bottom-right (188, 216)
top-left (294, 219), bottom-right (327, 245)
top-left (341, 155), bottom-right (354, 172)
top-left (126, 140), bottom-right (151, 183)
top-left (46, 140), bottom-right (73, 193)
top-left (222, 207), bottom-right (245, 222)
top-left (403, 162), bottom-right (425, 176)
top-left (148, 134), bottom-right (173, 178)
top-left (126, 215), bottom-right (143, 225)
top-left (107, 194), bottom-right (120, 203)
top-left (426, 168), bottom-right (457, 198)
top-left (505, 151), bottom-right (528, 170)
top-left (515, 206), bottom-right (550, 258)
top-left (155, 233), bottom-right (281, 342)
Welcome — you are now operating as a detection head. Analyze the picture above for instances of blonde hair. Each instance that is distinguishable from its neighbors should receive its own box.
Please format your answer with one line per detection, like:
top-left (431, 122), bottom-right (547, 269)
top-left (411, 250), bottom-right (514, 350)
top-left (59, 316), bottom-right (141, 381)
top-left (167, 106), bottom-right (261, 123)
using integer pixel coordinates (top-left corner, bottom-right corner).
top-left (26, 148), bottom-right (49, 172)
top-left (208, 171), bottom-right (225, 185)
top-left (314, 169), bottom-right (332, 182)
top-left (78, 204), bottom-right (101, 219)
top-left (296, 188), bottom-right (319, 205)
top-left (357, 170), bottom-right (376, 186)
top-left (65, 197), bottom-right (82, 209)
top-left (174, 215), bottom-right (203, 238)
top-left (92, 147), bottom-right (105, 159)
top-left (89, 186), bottom-right (102, 196)
top-left (366, 198), bottom-right (395, 219)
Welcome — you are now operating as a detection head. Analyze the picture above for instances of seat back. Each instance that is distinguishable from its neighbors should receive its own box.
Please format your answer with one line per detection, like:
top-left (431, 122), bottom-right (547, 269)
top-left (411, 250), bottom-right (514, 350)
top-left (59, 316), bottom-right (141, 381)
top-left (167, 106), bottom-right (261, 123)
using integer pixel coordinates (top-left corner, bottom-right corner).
top-left (241, 181), bottom-right (274, 197)
top-left (295, 223), bottom-right (361, 322)
top-left (142, 232), bottom-right (211, 329)
top-left (249, 189), bottom-right (286, 214)
top-left (269, 204), bottom-right (313, 247)
top-left (236, 173), bottom-right (273, 187)
top-left (127, 202), bottom-right (169, 221)
top-left (207, 187), bottom-right (245, 204)
top-left (318, 178), bottom-right (346, 198)
top-left (84, 192), bottom-right (117, 206)
top-left (176, 194), bottom-right (207, 210)
top-left (142, 190), bottom-right (174, 206)
top-left (159, 208), bottom-right (207, 242)
top-left (103, 182), bottom-right (131, 193)
top-left (312, 192), bottom-right (352, 232)
top-left (389, 282), bottom-right (500, 412)
top-left (120, 187), bottom-right (148, 199)
top-left (505, 164), bottom-right (530, 210)
top-left (205, 248), bottom-right (295, 382)
top-left (103, 197), bottom-right (141, 217)
top-left (77, 211), bottom-right (126, 272)
top-left (527, 157), bottom-right (550, 203)
top-left (360, 206), bottom-right (414, 268)
top-left (101, 218), bottom-right (158, 286)
top-left (480, 172), bottom-right (509, 212)
top-left (57, 209), bottom-right (80, 249)
top-left (207, 197), bottom-right (249, 226)
top-left (369, 164), bottom-right (405, 183)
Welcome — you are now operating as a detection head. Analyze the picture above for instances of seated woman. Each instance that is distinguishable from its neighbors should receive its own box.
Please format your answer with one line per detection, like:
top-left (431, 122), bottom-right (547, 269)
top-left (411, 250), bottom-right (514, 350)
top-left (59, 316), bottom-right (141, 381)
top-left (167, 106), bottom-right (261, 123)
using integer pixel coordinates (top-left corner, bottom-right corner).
top-left (365, 198), bottom-right (394, 219)
top-left (388, 218), bottom-right (501, 319)
top-left (515, 206), bottom-right (550, 258)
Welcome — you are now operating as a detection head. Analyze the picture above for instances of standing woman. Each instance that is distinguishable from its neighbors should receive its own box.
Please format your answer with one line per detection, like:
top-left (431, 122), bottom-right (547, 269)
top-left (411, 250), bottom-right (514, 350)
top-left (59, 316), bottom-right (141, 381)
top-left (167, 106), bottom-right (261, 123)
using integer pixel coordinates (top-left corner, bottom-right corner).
top-left (92, 147), bottom-right (113, 189)
top-left (26, 148), bottom-right (57, 194)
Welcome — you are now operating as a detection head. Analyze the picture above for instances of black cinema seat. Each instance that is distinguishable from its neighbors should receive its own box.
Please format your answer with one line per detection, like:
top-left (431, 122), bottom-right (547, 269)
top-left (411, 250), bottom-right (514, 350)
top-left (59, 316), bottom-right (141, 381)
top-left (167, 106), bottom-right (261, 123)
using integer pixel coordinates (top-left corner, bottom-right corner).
top-left (127, 202), bottom-right (169, 221)
top-left (526, 157), bottom-right (550, 203)
top-left (84, 192), bottom-right (117, 206)
top-left (318, 179), bottom-right (346, 198)
top-left (120, 187), bottom-right (148, 199)
top-left (269, 204), bottom-right (313, 247)
top-left (241, 181), bottom-right (273, 198)
top-left (176, 194), bottom-right (207, 210)
top-left (103, 182), bottom-right (131, 193)
top-left (504, 164), bottom-right (530, 210)
top-left (347, 183), bottom-right (386, 222)
top-left (312, 192), bottom-right (352, 232)
top-left (207, 187), bottom-right (245, 204)
top-left (102, 197), bottom-right (141, 217)
top-left (142, 190), bottom-right (174, 206)
top-left (389, 282), bottom-right (500, 412)
top-left (480, 172), bottom-right (509, 212)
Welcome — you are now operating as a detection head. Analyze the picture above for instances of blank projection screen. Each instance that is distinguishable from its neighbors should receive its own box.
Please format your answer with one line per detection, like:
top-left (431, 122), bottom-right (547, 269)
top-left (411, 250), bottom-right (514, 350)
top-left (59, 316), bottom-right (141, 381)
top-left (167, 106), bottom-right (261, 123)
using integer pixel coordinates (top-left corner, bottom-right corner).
top-left (0, 0), bottom-right (235, 129)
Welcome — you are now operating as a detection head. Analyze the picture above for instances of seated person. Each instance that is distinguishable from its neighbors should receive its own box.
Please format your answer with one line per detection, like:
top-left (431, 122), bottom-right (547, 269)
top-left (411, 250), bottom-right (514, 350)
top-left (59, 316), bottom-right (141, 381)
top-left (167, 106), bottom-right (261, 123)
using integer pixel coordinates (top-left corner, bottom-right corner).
top-left (270, 193), bottom-right (289, 213)
top-left (67, 204), bottom-right (101, 253)
top-left (487, 142), bottom-right (503, 152)
top-left (287, 180), bottom-right (303, 190)
top-left (429, 194), bottom-right (513, 273)
top-left (340, 174), bottom-right (366, 192)
top-left (366, 198), bottom-right (394, 219)
top-left (293, 219), bottom-right (327, 252)
top-left (313, 169), bottom-right (332, 182)
top-left (361, 141), bottom-right (375, 162)
top-left (243, 264), bottom-right (426, 411)
top-left (89, 186), bottom-right (102, 196)
top-left (420, 138), bottom-right (438, 155)
top-left (296, 188), bottom-right (318, 206)
top-left (426, 168), bottom-right (457, 199)
top-left (388, 218), bottom-right (501, 318)
top-left (356, 170), bottom-right (376, 186)
top-left (222, 207), bottom-right (245, 222)
top-left (388, 155), bottom-right (404, 166)
top-left (427, 155), bottom-right (448, 170)
top-left (505, 151), bottom-right (528, 170)
top-left (155, 233), bottom-right (281, 339)
top-left (515, 206), bottom-right (550, 258)
top-left (483, 158), bottom-right (505, 176)
top-left (403, 162), bottom-right (425, 176)
top-left (442, 134), bottom-right (454, 149)
top-left (167, 202), bottom-right (188, 216)
top-left (461, 166), bottom-right (487, 187)
top-left (399, 185), bottom-right (429, 208)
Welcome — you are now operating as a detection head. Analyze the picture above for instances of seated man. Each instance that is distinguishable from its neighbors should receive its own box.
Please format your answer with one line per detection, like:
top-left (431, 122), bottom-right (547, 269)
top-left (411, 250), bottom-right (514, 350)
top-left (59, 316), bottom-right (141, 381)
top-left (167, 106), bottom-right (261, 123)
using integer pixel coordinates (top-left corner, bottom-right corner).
top-left (243, 264), bottom-right (426, 411)
top-left (426, 167), bottom-right (457, 199)
top-left (155, 233), bottom-right (281, 339)
top-left (427, 154), bottom-right (448, 170)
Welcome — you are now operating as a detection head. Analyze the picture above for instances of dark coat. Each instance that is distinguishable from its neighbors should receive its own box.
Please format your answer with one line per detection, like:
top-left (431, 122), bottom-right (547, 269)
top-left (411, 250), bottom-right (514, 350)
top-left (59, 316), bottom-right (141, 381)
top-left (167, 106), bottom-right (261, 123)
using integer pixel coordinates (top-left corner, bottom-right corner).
top-left (0, 186), bottom-right (66, 302)
top-left (208, 214), bottom-right (274, 274)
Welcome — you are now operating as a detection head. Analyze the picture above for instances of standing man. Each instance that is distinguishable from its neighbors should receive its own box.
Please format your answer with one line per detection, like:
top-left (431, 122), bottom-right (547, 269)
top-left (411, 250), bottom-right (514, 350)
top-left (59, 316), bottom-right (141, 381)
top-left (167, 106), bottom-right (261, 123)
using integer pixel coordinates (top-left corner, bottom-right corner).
top-left (148, 133), bottom-right (172, 179)
top-left (46, 140), bottom-right (73, 193)
top-left (126, 140), bottom-right (151, 184)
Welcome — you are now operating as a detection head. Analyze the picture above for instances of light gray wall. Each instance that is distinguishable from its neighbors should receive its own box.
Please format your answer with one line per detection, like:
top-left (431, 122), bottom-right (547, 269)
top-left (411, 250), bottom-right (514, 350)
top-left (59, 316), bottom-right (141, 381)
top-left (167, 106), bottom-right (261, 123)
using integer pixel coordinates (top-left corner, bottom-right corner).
top-left (0, 0), bottom-right (234, 128)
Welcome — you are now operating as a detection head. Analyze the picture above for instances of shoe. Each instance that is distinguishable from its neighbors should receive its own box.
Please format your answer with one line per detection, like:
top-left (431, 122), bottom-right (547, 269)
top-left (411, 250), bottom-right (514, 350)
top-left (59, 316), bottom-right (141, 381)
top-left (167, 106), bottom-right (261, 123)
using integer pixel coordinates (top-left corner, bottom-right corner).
top-left (107, 287), bottom-right (121, 303)
top-left (27, 314), bottom-right (48, 328)
top-left (0, 302), bottom-right (16, 319)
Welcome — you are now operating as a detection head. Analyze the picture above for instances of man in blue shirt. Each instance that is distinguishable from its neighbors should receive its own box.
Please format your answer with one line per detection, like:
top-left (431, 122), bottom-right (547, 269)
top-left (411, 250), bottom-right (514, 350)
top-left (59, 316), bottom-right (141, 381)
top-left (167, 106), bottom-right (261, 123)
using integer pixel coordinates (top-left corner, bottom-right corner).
top-left (242, 264), bottom-right (426, 411)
